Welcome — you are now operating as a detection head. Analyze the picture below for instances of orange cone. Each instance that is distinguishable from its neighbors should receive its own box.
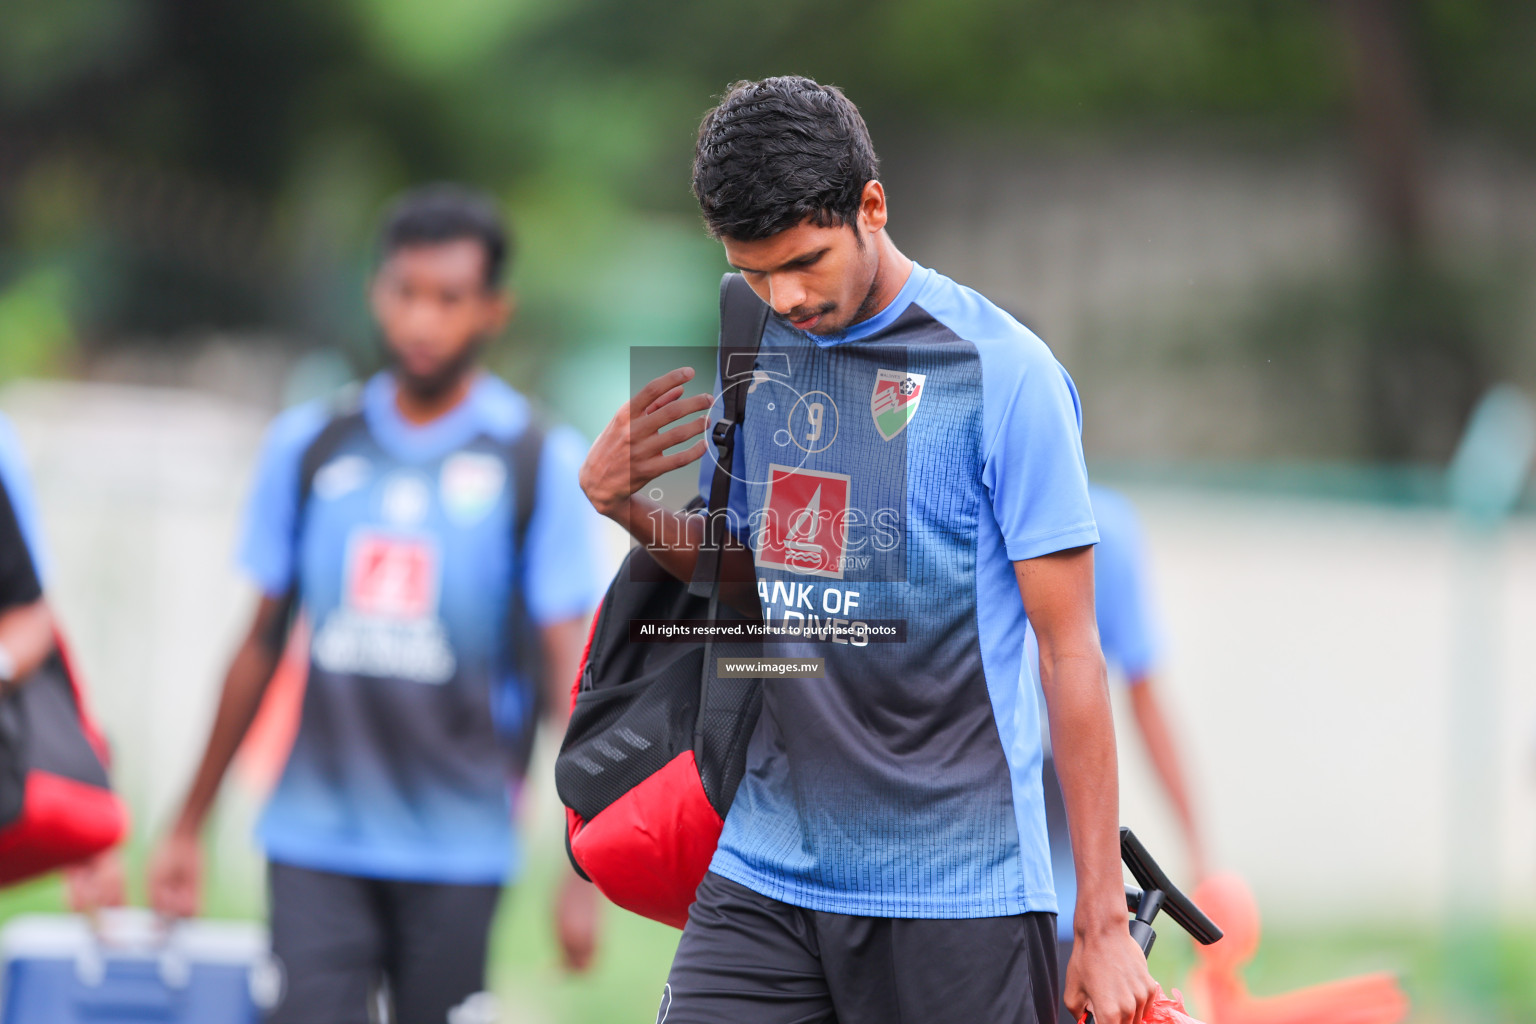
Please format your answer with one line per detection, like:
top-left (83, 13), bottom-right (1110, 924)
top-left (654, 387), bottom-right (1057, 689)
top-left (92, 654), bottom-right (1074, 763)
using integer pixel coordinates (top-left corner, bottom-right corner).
top-left (1186, 874), bottom-right (1409, 1024)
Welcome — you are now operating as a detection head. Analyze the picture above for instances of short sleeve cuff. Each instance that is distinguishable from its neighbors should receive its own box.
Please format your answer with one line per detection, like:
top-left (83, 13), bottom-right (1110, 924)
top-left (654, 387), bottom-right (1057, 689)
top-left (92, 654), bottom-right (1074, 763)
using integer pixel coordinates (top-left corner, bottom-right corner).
top-left (238, 556), bottom-right (292, 601)
top-left (1004, 522), bottom-right (1100, 563)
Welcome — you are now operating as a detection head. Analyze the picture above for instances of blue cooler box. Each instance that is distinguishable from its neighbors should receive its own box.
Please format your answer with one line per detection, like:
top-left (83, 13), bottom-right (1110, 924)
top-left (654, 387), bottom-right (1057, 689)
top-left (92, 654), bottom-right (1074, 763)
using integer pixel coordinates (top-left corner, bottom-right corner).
top-left (0, 910), bottom-right (279, 1023)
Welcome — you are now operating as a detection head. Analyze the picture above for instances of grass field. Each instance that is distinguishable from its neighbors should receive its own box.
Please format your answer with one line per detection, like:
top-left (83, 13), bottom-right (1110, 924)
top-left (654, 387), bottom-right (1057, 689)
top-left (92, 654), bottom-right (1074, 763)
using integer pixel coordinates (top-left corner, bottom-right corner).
top-left (3, 846), bottom-right (1534, 1023)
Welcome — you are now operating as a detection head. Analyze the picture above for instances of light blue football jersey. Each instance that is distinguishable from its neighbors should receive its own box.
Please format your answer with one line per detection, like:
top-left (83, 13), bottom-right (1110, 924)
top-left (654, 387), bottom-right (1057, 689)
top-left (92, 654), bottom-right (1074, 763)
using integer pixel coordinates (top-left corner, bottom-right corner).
top-left (698, 263), bottom-right (1098, 918)
top-left (239, 373), bottom-right (603, 884)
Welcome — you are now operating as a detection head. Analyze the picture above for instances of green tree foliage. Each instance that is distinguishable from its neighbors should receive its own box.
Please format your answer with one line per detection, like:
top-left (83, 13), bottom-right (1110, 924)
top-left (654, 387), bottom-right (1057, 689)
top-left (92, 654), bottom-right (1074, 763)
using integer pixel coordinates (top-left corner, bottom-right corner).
top-left (0, 0), bottom-right (1531, 420)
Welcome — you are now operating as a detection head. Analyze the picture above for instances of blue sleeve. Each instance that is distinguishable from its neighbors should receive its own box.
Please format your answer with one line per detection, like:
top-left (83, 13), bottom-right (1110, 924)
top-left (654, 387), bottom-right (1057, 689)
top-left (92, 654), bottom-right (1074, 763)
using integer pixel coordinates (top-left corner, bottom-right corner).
top-left (0, 414), bottom-right (51, 584)
top-left (524, 426), bottom-right (608, 624)
top-left (1090, 487), bottom-right (1161, 682)
top-left (977, 334), bottom-right (1099, 561)
top-left (237, 404), bottom-right (328, 598)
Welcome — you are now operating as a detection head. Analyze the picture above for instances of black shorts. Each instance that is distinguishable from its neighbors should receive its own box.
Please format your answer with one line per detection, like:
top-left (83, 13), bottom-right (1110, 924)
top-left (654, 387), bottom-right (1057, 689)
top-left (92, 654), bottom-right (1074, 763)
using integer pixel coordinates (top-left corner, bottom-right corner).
top-left (660, 872), bottom-right (1059, 1024)
top-left (266, 860), bottom-right (502, 1024)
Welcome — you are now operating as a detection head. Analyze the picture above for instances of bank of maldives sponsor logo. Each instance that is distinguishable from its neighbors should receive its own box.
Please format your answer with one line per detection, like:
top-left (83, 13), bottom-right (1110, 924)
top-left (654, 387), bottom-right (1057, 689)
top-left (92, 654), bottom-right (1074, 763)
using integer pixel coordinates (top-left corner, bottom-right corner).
top-left (440, 452), bottom-right (505, 526)
top-left (871, 368), bottom-right (926, 441)
top-left (755, 464), bottom-right (850, 579)
top-left (311, 530), bottom-right (456, 684)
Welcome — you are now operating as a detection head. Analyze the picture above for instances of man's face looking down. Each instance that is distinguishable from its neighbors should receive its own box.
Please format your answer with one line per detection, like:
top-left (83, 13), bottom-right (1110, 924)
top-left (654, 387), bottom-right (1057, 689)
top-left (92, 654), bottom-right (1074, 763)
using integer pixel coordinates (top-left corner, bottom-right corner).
top-left (369, 238), bottom-right (510, 400)
top-left (721, 181), bottom-right (890, 337)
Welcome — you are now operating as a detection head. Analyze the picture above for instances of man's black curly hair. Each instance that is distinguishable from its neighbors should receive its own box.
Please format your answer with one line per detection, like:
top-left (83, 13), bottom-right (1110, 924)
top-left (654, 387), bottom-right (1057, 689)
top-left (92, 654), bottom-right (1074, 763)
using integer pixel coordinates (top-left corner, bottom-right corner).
top-left (692, 76), bottom-right (880, 242)
top-left (377, 183), bottom-right (511, 288)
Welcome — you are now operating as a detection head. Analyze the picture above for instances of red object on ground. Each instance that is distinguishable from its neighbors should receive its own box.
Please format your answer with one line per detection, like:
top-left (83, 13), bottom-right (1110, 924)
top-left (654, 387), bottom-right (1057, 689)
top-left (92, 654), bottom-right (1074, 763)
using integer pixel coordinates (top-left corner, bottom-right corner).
top-left (1186, 874), bottom-right (1409, 1024)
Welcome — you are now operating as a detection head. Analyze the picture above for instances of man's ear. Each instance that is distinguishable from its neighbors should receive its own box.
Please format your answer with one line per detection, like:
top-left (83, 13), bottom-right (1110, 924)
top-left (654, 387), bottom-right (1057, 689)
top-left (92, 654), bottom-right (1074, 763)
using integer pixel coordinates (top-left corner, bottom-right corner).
top-left (366, 272), bottom-right (386, 320)
top-left (488, 288), bottom-right (516, 333)
top-left (858, 181), bottom-right (889, 235)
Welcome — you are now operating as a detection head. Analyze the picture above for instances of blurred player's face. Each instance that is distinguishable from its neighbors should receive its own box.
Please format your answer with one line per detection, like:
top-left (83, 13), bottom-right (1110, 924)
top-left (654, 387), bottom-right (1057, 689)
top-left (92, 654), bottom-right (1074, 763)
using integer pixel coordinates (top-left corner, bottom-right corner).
top-left (721, 182), bottom-right (890, 336)
top-left (370, 239), bottom-right (510, 399)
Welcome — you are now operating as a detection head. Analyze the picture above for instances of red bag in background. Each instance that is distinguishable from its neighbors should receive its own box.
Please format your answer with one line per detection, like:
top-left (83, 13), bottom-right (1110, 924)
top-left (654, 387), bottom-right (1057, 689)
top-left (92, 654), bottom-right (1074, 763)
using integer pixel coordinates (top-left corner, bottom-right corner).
top-left (0, 634), bottom-right (128, 886)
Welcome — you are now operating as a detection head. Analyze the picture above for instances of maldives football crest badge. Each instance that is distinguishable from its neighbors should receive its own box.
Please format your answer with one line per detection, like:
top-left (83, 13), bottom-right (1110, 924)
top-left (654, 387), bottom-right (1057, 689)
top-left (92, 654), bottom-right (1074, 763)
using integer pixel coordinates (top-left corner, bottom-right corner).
top-left (870, 369), bottom-right (926, 441)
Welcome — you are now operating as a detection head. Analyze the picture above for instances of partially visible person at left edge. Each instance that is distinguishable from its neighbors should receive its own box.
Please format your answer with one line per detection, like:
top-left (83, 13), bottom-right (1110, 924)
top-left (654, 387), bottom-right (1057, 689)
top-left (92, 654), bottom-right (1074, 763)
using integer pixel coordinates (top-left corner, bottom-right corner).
top-left (148, 185), bottom-right (606, 1024)
top-left (0, 415), bottom-right (125, 908)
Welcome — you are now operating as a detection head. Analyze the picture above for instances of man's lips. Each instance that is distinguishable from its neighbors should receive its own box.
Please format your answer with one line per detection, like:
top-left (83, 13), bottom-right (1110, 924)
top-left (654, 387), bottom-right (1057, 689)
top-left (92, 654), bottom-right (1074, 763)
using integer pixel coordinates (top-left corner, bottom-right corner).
top-left (788, 308), bottom-right (833, 331)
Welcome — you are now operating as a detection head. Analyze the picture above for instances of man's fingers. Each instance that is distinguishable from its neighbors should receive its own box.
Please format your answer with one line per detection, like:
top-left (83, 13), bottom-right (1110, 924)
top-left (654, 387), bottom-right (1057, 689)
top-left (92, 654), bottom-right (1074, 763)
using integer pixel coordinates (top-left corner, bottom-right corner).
top-left (644, 385), bottom-right (687, 417)
top-left (629, 368), bottom-right (696, 417)
top-left (638, 411), bottom-right (710, 459)
top-left (656, 440), bottom-right (709, 474)
top-left (626, 437), bottom-right (709, 490)
top-left (639, 391), bottom-right (714, 434)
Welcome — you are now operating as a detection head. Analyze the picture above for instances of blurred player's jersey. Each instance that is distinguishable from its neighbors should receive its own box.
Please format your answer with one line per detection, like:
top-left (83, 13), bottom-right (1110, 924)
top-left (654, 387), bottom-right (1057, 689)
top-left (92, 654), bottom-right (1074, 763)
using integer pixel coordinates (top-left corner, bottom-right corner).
top-left (1084, 486), bottom-right (1161, 680)
top-left (1027, 485), bottom-right (1163, 699)
top-left (239, 372), bottom-right (603, 884)
top-left (0, 414), bottom-right (51, 581)
top-left (699, 263), bottom-right (1097, 918)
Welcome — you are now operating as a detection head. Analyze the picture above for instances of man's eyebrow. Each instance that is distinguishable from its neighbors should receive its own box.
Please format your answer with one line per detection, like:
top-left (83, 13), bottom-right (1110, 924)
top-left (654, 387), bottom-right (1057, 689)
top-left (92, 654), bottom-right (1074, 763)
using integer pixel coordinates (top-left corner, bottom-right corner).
top-left (729, 248), bottom-right (830, 275)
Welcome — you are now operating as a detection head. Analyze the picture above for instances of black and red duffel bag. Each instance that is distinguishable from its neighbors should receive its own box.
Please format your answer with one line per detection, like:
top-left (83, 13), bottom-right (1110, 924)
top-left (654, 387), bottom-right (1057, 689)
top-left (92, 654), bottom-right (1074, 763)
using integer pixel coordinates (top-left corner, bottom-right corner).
top-left (0, 634), bottom-right (128, 885)
top-left (555, 274), bottom-right (767, 927)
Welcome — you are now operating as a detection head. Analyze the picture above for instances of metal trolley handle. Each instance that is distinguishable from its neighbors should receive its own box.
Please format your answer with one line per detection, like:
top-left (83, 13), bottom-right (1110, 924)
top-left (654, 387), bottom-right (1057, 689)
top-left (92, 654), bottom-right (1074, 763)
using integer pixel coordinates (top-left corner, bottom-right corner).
top-left (1119, 827), bottom-right (1222, 956)
top-left (1082, 828), bottom-right (1223, 1024)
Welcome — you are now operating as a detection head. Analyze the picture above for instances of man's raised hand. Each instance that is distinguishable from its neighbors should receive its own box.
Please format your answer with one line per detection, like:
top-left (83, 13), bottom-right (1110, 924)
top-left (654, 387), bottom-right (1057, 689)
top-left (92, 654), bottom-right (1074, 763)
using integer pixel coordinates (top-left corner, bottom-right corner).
top-left (580, 367), bottom-right (713, 518)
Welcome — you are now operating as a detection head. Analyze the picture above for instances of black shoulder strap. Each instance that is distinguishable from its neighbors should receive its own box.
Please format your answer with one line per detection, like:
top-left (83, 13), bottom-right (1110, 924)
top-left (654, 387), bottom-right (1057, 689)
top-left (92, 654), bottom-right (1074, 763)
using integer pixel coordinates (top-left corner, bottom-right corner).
top-left (275, 389), bottom-right (366, 642)
top-left (507, 415), bottom-right (546, 681)
top-left (688, 274), bottom-right (770, 598)
top-left (504, 412), bottom-right (549, 777)
top-left (295, 388), bottom-right (366, 515)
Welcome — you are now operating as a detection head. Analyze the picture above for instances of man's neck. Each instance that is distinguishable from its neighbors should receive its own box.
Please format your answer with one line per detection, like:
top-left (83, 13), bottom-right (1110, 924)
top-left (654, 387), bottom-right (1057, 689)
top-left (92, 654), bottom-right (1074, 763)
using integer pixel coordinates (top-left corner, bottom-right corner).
top-left (855, 233), bottom-right (914, 328)
top-left (393, 370), bottom-right (477, 426)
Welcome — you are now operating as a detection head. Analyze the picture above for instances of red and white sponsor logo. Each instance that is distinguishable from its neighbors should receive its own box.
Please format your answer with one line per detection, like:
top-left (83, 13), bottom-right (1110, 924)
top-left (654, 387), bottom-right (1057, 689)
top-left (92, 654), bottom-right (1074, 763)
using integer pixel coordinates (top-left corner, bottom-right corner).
top-left (345, 532), bottom-right (438, 619)
top-left (755, 464), bottom-right (851, 579)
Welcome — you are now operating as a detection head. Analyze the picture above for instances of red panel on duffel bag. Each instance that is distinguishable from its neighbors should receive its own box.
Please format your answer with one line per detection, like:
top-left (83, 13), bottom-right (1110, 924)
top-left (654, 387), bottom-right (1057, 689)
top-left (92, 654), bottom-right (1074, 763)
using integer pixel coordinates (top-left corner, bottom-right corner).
top-left (567, 750), bottom-right (723, 929)
top-left (0, 771), bottom-right (128, 885)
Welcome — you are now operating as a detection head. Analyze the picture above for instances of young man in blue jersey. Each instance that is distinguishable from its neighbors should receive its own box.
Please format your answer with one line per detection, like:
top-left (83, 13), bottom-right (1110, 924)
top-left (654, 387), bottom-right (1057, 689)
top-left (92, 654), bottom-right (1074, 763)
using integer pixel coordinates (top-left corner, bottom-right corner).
top-left (1040, 485), bottom-right (1208, 1019)
top-left (580, 77), bottom-right (1158, 1024)
top-left (149, 185), bottom-right (604, 1024)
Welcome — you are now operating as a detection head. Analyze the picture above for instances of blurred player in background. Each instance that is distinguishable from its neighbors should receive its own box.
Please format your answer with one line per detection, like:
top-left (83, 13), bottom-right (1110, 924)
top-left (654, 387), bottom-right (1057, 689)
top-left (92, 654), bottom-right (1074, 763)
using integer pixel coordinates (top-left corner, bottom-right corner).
top-left (148, 185), bottom-right (605, 1024)
top-left (1040, 484), bottom-right (1207, 1017)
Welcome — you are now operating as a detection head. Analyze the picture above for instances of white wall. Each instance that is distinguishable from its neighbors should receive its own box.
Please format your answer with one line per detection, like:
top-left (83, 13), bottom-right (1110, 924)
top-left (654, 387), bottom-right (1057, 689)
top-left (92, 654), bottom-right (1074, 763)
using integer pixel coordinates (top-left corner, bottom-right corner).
top-left (1115, 485), bottom-right (1536, 924)
top-left (8, 379), bottom-right (1534, 925)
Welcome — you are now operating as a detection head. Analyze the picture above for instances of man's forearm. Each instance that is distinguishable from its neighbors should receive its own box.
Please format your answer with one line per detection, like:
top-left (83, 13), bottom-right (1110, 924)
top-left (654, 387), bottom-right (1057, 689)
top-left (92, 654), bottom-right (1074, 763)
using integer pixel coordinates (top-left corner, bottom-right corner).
top-left (608, 494), bottom-right (759, 613)
top-left (610, 494), bottom-right (704, 583)
top-left (1042, 649), bottom-right (1124, 936)
top-left (172, 638), bottom-right (280, 834)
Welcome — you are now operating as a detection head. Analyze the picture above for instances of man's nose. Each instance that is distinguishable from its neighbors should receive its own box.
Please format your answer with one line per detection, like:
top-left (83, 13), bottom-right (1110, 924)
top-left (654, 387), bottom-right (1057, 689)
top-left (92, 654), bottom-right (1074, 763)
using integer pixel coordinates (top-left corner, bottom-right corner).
top-left (767, 276), bottom-right (806, 316)
top-left (399, 295), bottom-right (445, 336)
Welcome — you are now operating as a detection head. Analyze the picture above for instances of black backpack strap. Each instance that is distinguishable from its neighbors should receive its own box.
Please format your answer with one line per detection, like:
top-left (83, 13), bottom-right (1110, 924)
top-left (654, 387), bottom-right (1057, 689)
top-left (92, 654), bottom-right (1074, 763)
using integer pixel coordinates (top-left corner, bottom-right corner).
top-left (506, 415), bottom-right (547, 775)
top-left (508, 417), bottom-right (546, 687)
top-left (273, 390), bottom-right (366, 648)
top-left (688, 273), bottom-right (770, 598)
